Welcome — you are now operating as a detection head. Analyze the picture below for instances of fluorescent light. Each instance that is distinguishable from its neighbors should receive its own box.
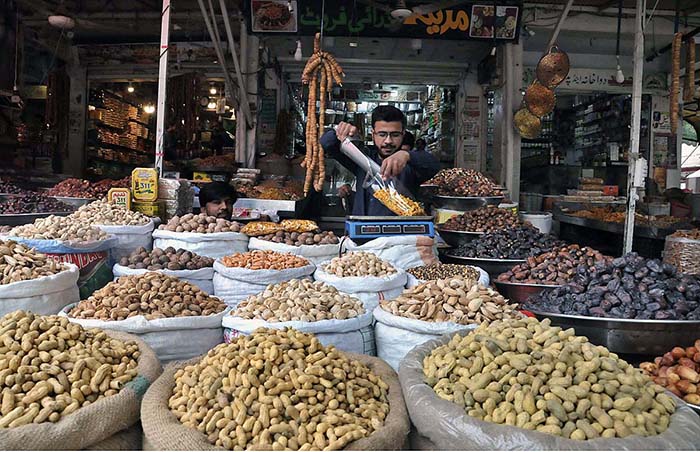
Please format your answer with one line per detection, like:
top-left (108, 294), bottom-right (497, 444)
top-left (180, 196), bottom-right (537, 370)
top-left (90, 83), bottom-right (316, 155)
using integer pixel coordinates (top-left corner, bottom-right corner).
top-left (349, 41), bottom-right (358, 48)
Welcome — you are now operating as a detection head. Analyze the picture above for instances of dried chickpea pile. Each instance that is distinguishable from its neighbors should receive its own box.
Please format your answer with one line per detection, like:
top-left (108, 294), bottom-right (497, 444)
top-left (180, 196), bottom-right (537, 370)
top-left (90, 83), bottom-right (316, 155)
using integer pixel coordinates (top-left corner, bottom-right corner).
top-left (0, 311), bottom-right (140, 428)
top-left (381, 276), bottom-right (518, 324)
top-left (322, 252), bottom-right (396, 278)
top-left (70, 200), bottom-right (150, 226)
top-left (169, 328), bottom-right (389, 450)
top-left (9, 215), bottom-right (109, 242)
top-left (220, 250), bottom-right (310, 271)
top-left (0, 240), bottom-right (67, 285)
top-left (158, 213), bottom-right (242, 233)
top-left (372, 188), bottom-right (425, 216)
top-left (233, 279), bottom-right (365, 322)
top-left (68, 272), bottom-right (226, 321)
top-left (424, 317), bottom-right (676, 439)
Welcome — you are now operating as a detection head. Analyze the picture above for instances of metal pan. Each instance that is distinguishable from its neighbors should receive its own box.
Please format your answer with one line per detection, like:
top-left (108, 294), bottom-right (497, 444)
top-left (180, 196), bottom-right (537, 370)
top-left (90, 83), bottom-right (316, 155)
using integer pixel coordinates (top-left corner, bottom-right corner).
top-left (431, 195), bottom-right (504, 211)
top-left (493, 280), bottom-right (561, 304)
top-left (525, 83), bottom-right (556, 117)
top-left (435, 227), bottom-right (484, 247)
top-left (514, 108), bottom-right (541, 139)
top-left (536, 45), bottom-right (570, 88)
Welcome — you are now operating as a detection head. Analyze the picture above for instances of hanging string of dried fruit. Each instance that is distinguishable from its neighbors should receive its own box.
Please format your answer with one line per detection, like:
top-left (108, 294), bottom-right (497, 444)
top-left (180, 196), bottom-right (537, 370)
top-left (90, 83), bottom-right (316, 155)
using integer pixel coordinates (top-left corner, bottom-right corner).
top-left (301, 33), bottom-right (345, 195)
top-left (671, 32), bottom-right (682, 135)
top-left (685, 37), bottom-right (696, 103)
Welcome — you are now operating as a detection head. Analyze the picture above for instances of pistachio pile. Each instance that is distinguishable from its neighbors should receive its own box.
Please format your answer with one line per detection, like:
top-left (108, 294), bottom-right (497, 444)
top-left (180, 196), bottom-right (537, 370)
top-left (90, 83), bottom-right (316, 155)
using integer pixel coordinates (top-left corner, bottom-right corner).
top-left (407, 263), bottom-right (479, 282)
top-left (169, 328), bottom-right (389, 450)
top-left (71, 200), bottom-right (150, 226)
top-left (0, 240), bottom-right (67, 285)
top-left (233, 279), bottom-right (365, 322)
top-left (0, 311), bottom-right (140, 427)
top-left (158, 213), bottom-right (242, 233)
top-left (424, 317), bottom-right (676, 439)
top-left (68, 272), bottom-right (226, 321)
top-left (322, 252), bottom-right (396, 278)
top-left (220, 250), bottom-right (310, 271)
top-left (119, 247), bottom-right (214, 271)
top-left (9, 215), bottom-right (109, 242)
top-left (380, 276), bottom-right (518, 324)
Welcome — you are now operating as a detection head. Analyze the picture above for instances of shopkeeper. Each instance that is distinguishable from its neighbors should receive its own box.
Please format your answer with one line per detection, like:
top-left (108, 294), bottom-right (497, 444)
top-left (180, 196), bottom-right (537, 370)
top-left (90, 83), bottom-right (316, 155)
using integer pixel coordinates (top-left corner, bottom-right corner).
top-left (321, 105), bottom-right (440, 216)
top-left (199, 181), bottom-right (238, 220)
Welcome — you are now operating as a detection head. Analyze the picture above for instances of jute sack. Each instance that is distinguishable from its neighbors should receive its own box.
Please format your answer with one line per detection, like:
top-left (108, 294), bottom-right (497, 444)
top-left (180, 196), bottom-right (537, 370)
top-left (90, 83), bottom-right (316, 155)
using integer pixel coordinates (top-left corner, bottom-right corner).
top-left (0, 330), bottom-right (162, 450)
top-left (85, 423), bottom-right (143, 451)
top-left (141, 352), bottom-right (410, 450)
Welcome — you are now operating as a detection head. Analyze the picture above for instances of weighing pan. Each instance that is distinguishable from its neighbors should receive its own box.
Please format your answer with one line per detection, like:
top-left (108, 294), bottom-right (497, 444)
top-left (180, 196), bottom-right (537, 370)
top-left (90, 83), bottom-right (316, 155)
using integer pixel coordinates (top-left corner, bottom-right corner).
top-left (525, 82), bottom-right (556, 117)
top-left (514, 108), bottom-right (541, 139)
top-left (536, 45), bottom-right (570, 88)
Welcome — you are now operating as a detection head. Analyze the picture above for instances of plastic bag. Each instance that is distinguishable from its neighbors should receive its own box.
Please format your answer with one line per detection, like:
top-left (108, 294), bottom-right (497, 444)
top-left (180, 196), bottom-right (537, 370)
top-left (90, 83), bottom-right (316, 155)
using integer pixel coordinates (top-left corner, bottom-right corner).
top-left (372, 186), bottom-right (425, 216)
top-left (240, 221), bottom-right (284, 237)
top-left (663, 236), bottom-right (700, 275)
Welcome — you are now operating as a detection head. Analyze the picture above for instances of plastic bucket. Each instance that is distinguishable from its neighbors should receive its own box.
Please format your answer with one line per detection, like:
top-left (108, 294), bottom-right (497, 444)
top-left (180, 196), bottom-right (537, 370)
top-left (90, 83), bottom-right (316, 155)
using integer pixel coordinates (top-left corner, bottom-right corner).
top-left (520, 211), bottom-right (553, 234)
top-left (498, 202), bottom-right (518, 215)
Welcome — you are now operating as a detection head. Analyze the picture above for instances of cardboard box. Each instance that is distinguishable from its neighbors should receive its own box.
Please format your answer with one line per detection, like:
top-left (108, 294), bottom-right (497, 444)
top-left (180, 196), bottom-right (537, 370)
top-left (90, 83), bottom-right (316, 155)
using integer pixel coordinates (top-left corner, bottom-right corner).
top-left (133, 201), bottom-right (165, 220)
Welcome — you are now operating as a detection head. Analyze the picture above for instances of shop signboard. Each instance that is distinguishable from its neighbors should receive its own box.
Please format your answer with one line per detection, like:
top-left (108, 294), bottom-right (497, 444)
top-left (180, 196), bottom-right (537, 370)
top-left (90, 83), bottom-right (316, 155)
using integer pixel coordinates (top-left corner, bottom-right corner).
top-left (246, 0), bottom-right (522, 41)
top-left (524, 67), bottom-right (668, 93)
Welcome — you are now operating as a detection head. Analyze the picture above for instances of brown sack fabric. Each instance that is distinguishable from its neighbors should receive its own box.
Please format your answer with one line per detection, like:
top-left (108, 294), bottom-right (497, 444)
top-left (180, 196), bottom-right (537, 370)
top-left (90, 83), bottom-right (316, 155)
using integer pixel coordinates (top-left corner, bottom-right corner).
top-left (142, 352), bottom-right (410, 450)
top-left (86, 423), bottom-right (143, 451)
top-left (0, 331), bottom-right (161, 450)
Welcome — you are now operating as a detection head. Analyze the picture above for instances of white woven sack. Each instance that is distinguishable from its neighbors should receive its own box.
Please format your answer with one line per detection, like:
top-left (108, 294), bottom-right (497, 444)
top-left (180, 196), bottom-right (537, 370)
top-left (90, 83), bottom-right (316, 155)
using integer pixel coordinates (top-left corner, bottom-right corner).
top-left (60, 304), bottom-right (230, 362)
top-left (345, 236), bottom-right (438, 270)
top-left (212, 260), bottom-right (316, 307)
top-left (222, 309), bottom-right (375, 355)
top-left (0, 263), bottom-right (80, 316)
top-left (152, 229), bottom-right (248, 259)
top-left (247, 237), bottom-right (341, 265)
top-left (96, 220), bottom-right (155, 265)
top-left (112, 264), bottom-right (215, 294)
top-left (373, 305), bottom-right (477, 371)
top-left (313, 265), bottom-right (407, 312)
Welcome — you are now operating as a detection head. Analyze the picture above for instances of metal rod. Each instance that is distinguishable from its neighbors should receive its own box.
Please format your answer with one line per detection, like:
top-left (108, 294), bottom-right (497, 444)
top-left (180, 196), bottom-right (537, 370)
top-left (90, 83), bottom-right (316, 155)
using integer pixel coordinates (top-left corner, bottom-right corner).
top-left (622, 0), bottom-right (645, 254)
top-left (646, 26), bottom-right (700, 61)
top-left (615, 0), bottom-right (622, 57)
top-left (196, 0), bottom-right (237, 110)
top-left (154, 0), bottom-right (171, 175)
top-left (546, 0), bottom-right (575, 49)
top-left (218, 0), bottom-right (253, 126)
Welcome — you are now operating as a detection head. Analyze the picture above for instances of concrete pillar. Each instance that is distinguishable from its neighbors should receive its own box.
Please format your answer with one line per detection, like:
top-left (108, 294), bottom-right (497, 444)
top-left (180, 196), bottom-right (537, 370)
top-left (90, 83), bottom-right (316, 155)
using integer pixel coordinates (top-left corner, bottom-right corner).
top-left (65, 64), bottom-right (87, 177)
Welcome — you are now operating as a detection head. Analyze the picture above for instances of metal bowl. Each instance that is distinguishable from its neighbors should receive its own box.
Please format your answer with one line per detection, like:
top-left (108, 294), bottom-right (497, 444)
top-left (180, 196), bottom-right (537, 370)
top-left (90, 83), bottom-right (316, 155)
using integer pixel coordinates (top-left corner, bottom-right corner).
top-left (431, 195), bottom-right (504, 211)
top-left (527, 310), bottom-right (700, 356)
top-left (51, 196), bottom-right (95, 208)
top-left (435, 227), bottom-right (484, 247)
top-left (493, 280), bottom-right (561, 304)
top-left (687, 403), bottom-right (700, 416)
top-left (0, 211), bottom-right (72, 226)
top-left (440, 253), bottom-right (526, 279)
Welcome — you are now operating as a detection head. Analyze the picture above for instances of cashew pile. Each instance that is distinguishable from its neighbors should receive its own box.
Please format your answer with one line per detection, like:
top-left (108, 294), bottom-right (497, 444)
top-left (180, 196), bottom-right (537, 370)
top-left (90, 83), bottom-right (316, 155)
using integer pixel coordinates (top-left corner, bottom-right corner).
top-left (220, 250), bottom-right (310, 271)
top-left (322, 252), bottom-right (396, 278)
top-left (0, 311), bottom-right (140, 428)
top-left (158, 213), bottom-right (242, 233)
top-left (9, 215), bottom-right (109, 242)
top-left (424, 317), bottom-right (676, 439)
top-left (169, 328), bottom-right (389, 450)
top-left (380, 276), bottom-right (518, 324)
top-left (70, 200), bottom-right (150, 226)
top-left (68, 272), bottom-right (226, 321)
top-left (0, 240), bottom-right (67, 285)
top-left (233, 279), bottom-right (365, 322)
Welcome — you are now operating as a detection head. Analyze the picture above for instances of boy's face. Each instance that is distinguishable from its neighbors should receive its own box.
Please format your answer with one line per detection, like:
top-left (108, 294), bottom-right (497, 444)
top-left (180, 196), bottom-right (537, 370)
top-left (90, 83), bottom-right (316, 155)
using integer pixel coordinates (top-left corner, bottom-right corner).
top-left (202, 198), bottom-right (233, 219)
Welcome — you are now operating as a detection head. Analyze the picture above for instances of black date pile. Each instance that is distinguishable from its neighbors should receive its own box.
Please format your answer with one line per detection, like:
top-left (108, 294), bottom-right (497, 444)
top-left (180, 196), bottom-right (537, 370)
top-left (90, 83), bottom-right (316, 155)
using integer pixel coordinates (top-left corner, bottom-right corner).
top-left (425, 168), bottom-right (503, 197)
top-left (525, 252), bottom-right (700, 320)
top-left (0, 179), bottom-right (23, 194)
top-left (450, 225), bottom-right (565, 259)
top-left (439, 206), bottom-right (520, 233)
top-left (497, 244), bottom-right (610, 285)
top-left (0, 192), bottom-right (72, 214)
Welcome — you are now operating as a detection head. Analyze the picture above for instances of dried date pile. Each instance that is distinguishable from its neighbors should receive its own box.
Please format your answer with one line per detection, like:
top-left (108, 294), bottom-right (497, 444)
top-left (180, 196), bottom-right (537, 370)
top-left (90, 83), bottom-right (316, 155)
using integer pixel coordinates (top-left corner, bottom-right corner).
top-left (524, 252), bottom-right (700, 320)
top-left (46, 178), bottom-right (98, 198)
top-left (440, 206), bottom-right (520, 233)
top-left (426, 168), bottom-right (503, 197)
top-left (0, 193), bottom-right (72, 214)
top-left (497, 245), bottom-right (610, 285)
top-left (0, 179), bottom-right (23, 194)
top-left (450, 225), bottom-right (565, 260)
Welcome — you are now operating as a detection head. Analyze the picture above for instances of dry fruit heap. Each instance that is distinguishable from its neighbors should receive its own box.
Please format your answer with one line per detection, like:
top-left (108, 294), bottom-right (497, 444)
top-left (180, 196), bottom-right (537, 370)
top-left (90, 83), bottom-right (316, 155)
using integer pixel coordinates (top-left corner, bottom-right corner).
top-left (0, 240), bottom-right (68, 285)
top-left (169, 328), bottom-right (389, 450)
top-left (0, 311), bottom-right (140, 428)
top-left (424, 317), bottom-right (676, 439)
top-left (373, 189), bottom-right (425, 216)
top-left (641, 340), bottom-right (700, 405)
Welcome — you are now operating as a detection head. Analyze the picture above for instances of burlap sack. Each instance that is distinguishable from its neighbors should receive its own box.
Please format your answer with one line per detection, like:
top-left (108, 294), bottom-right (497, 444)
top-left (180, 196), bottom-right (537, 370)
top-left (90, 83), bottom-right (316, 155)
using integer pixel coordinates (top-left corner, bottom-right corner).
top-left (85, 423), bottom-right (143, 450)
top-left (0, 331), bottom-right (161, 450)
top-left (142, 352), bottom-right (410, 450)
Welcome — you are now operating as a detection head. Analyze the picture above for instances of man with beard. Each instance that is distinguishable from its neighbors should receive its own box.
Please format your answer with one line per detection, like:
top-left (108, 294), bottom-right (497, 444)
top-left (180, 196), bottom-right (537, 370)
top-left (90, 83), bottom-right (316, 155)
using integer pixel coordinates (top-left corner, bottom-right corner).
top-left (320, 105), bottom-right (439, 216)
top-left (198, 181), bottom-right (237, 220)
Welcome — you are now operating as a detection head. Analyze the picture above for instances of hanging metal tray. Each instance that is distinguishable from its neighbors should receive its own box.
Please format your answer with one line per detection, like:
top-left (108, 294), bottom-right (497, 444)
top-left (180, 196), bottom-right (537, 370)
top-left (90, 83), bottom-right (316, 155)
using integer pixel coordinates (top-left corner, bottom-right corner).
top-left (432, 195), bottom-right (504, 211)
top-left (493, 280), bottom-right (561, 304)
top-left (435, 227), bottom-right (484, 247)
top-left (527, 310), bottom-right (700, 356)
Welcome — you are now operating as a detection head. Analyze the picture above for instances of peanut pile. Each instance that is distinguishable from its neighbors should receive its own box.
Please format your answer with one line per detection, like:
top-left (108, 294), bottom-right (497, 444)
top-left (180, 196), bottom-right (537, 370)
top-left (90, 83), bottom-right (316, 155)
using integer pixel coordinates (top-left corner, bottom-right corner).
top-left (9, 215), bottom-right (109, 242)
top-left (119, 247), bottom-right (214, 271)
top-left (322, 252), bottom-right (396, 278)
top-left (220, 250), bottom-right (310, 271)
top-left (424, 317), bottom-right (676, 439)
top-left (158, 213), bottom-right (242, 233)
top-left (0, 240), bottom-right (67, 285)
top-left (169, 328), bottom-right (389, 450)
top-left (233, 279), bottom-right (365, 322)
top-left (0, 311), bottom-right (140, 428)
top-left (380, 276), bottom-right (518, 324)
top-left (71, 200), bottom-right (150, 226)
top-left (68, 273), bottom-right (226, 321)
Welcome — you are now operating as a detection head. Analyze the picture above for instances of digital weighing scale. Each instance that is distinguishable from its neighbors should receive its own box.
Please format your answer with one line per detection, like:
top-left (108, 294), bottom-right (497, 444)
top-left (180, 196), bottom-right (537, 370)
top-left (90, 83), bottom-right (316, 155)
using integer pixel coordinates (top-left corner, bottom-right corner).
top-left (345, 215), bottom-right (435, 243)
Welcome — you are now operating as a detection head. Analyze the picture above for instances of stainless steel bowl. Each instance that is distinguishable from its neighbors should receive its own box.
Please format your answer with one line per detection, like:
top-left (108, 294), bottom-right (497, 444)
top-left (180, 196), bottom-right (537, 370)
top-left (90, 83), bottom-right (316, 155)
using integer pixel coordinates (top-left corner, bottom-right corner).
top-left (435, 227), bottom-right (484, 247)
top-left (440, 253), bottom-right (526, 279)
top-left (493, 280), bottom-right (561, 304)
top-left (527, 310), bottom-right (700, 356)
top-left (0, 211), bottom-right (72, 226)
top-left (51, 196), bottom-right (95, 208)
top-left (431, 195), bottom-right (504, 211)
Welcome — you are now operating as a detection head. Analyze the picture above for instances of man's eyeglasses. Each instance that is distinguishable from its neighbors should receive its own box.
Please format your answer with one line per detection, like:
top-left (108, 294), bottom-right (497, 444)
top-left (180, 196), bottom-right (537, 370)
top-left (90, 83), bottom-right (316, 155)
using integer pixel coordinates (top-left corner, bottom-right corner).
top-left (374, 131), bottom-right (404, 139)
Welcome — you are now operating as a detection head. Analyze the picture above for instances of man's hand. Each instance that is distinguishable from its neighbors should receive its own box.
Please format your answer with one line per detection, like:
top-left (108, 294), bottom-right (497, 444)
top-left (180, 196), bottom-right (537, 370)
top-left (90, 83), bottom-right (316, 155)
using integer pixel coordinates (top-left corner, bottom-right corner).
top-left (337, 184), bottom-right (353, 198)
top-left (335, 122), bottom-right (359, 142)
top-left (380, 150), bottom-right (410, 179)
